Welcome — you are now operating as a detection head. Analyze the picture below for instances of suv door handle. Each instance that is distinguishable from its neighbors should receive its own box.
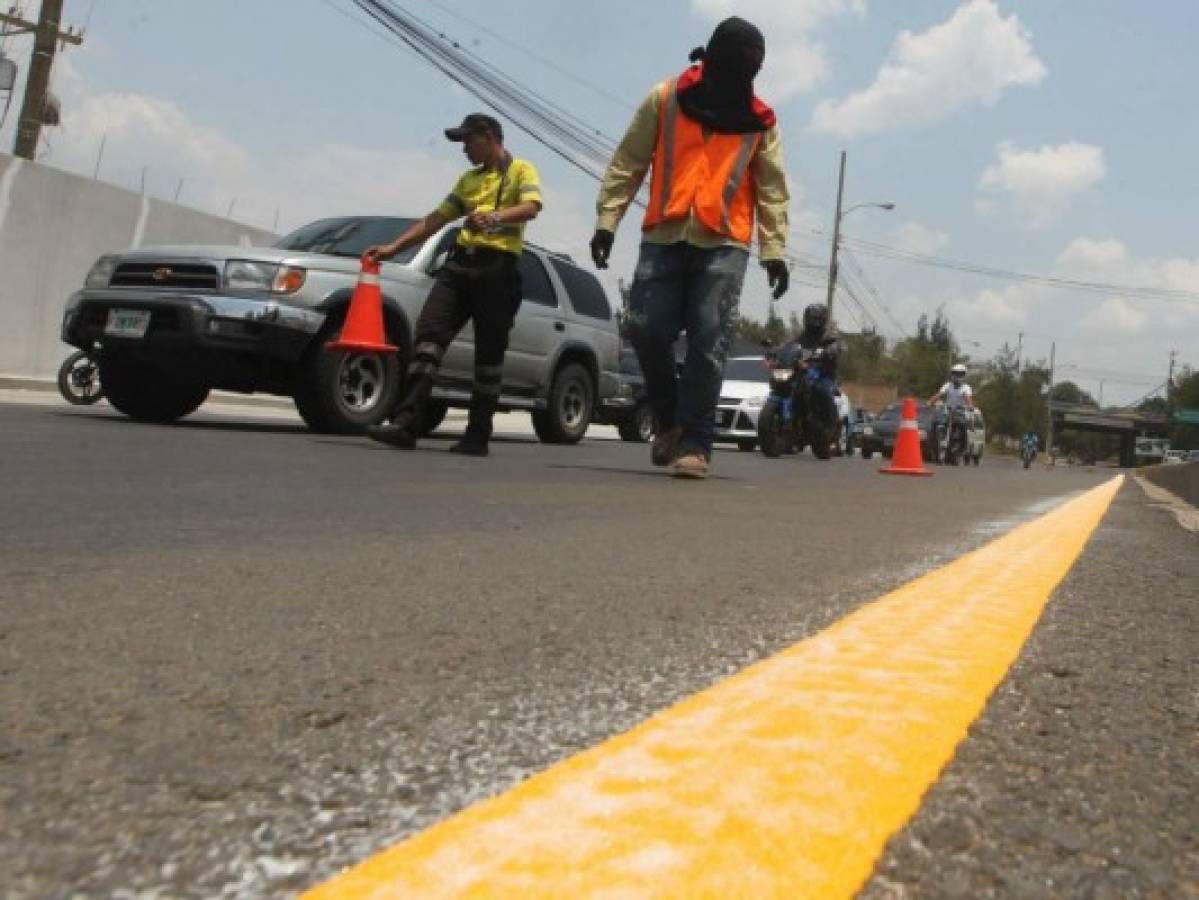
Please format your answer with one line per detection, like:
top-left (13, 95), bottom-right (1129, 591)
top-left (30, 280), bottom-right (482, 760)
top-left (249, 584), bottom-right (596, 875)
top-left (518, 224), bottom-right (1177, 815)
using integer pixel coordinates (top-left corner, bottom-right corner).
top-left (554, 322), bottom-right (565, 332)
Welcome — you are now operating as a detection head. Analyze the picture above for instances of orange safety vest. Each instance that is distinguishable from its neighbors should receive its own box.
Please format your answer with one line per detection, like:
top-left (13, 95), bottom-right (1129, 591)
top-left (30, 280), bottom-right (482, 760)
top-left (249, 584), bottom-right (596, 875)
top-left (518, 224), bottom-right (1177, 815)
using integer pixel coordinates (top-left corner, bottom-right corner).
top-left (643, 77), bottom-right (762, 245)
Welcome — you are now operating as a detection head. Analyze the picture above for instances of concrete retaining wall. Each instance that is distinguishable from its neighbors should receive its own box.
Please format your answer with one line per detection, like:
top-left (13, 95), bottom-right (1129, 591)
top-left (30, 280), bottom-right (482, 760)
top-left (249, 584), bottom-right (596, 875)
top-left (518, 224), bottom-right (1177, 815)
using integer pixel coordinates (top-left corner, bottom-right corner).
top-left (1141, 462), bottom-right (1199, 507)
top-left (0, 154), bottom-right (276, 380)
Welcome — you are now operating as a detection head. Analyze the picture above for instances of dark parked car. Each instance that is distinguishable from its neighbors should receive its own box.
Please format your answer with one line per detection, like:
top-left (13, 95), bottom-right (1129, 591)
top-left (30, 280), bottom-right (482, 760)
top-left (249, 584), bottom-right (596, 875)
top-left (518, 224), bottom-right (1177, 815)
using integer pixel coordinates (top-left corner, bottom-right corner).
top-left (593, 349), bottom-right (653, 442)
top-left (857, 400), bottom-right (939, 462)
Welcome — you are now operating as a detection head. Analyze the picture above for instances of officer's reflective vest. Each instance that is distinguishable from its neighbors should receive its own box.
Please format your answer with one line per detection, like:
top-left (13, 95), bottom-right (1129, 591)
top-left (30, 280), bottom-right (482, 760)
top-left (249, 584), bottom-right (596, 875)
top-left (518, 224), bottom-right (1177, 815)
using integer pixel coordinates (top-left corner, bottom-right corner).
top-left (643, 78), bottom-right (762, 244)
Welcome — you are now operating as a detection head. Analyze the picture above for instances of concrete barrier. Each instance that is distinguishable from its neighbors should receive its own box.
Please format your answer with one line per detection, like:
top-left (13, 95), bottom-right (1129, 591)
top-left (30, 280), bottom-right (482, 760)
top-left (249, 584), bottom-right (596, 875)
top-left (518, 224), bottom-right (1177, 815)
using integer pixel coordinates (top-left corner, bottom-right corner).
top-left (1141, 462), bottom-right (1199, 507)
top-left (0, 154), bottom-right (276, 381)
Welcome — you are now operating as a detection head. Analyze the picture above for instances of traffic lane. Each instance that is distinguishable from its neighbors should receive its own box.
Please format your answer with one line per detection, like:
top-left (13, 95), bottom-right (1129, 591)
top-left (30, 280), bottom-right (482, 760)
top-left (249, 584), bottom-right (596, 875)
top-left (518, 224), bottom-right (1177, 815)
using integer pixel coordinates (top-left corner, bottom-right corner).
top-left (0, 402), bottom-right (1111, 896)
top-left (862, 481), bottom-right (1199, 898)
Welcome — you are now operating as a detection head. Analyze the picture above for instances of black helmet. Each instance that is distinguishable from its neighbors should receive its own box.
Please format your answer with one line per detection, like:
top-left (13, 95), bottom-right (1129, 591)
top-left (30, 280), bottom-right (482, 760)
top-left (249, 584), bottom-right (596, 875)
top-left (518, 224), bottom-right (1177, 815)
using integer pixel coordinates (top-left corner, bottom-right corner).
top-left (803, 304), bottom-right (829, 334)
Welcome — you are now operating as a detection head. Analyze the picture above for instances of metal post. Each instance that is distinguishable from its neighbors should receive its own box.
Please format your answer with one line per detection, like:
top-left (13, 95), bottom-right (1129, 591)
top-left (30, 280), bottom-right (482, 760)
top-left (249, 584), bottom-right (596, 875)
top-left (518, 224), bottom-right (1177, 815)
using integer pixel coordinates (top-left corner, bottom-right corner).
top-left (1045, 341), bottom-right (1055, 465)
top-left (824, 150), bottom-right (846, 324)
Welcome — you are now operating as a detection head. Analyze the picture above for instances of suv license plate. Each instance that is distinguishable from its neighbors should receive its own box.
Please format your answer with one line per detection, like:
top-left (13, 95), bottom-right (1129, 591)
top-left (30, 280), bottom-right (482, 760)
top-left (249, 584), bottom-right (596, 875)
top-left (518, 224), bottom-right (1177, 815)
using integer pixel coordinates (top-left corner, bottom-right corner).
top-left (105, 308), bottom-right (151, 338)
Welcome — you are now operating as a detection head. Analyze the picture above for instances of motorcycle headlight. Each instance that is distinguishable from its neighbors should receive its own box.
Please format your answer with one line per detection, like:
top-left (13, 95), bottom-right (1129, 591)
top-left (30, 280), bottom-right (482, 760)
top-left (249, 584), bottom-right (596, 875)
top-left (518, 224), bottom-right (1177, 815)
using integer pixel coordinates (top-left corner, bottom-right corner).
top-left (746, 395), bottom-right (767, 408)
top-left (85, 256), bottom-right (118, 288)
top-left (770, 369), bottom-right (791, 382)
top-left (863, 425), bottom-right (874, 436)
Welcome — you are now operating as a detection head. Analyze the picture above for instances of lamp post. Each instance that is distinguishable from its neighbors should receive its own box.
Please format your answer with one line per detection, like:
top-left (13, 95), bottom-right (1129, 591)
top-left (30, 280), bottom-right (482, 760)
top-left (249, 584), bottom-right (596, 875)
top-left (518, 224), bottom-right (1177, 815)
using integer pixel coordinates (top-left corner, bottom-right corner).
top-left (825, 151), bottom-right (894, 325)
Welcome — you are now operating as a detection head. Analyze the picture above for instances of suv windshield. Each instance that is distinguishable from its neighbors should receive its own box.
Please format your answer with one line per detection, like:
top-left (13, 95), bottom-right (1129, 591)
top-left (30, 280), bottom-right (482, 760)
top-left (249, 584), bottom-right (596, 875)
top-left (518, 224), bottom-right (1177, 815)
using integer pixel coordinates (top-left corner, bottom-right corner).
top-left (723, 357), bottom-right (769, 383)
top-left (276, 217), bottom-right (420, 261)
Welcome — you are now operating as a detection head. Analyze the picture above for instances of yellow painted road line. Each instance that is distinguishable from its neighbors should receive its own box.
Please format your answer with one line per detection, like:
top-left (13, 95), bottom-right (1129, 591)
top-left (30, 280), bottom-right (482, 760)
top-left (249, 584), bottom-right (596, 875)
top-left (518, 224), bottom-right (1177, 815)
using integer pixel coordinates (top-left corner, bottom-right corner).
top-left (306, 476), bottom-right (1123, 899)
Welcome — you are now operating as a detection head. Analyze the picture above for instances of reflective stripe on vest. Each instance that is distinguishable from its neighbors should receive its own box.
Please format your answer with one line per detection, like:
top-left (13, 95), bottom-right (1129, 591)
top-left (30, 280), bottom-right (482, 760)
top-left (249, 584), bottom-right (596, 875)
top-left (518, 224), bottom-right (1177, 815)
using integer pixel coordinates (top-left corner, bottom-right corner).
top-left (644, 78), bottom-right (761, 244)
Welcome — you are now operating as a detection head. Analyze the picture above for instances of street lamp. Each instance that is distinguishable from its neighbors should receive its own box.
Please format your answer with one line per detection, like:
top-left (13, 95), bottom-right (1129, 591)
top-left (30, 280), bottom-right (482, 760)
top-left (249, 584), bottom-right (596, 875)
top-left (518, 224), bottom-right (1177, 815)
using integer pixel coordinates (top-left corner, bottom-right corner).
top-left (825, 151), bottom-right (894, 325)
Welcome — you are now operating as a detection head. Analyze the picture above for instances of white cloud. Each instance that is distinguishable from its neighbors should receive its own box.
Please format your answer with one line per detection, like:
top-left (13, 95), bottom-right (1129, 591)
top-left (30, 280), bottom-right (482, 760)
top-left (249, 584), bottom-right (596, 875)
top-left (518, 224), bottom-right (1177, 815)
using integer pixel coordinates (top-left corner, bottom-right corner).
top-left (690, 0), bottom-right (866, 102)
top-left (1056, 237), bottom-right (1127, 270)
top-left (1083, 296), bottom-right (1147, 334)
top-left (978, 142), bottom-right (1105, 225)
top-left (811, 0), bottom-right (1046, 137)
top-left (893, 221), bottom-right (949, 255)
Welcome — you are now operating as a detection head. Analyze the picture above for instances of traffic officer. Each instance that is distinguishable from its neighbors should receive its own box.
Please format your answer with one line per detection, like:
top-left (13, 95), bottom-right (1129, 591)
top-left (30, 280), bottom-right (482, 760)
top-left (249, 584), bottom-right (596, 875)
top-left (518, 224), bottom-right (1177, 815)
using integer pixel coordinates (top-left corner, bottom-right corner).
top-left (591, 17), bottom-right (790, 479)
top-left (366, 113), bottom-right (543, 456)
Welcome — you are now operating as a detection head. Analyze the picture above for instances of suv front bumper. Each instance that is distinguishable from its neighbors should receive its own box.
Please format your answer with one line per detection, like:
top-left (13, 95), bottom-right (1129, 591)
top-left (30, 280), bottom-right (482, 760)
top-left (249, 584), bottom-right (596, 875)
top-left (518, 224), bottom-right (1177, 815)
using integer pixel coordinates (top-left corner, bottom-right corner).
top-left (62, 290), bottom-right (325, 365)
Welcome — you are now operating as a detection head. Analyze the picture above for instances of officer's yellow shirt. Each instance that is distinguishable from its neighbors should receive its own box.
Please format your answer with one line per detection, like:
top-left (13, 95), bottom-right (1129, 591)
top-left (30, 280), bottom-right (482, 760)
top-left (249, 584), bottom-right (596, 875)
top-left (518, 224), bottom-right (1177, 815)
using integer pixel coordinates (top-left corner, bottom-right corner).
top-left (436, 156), bottom-right (542, 256)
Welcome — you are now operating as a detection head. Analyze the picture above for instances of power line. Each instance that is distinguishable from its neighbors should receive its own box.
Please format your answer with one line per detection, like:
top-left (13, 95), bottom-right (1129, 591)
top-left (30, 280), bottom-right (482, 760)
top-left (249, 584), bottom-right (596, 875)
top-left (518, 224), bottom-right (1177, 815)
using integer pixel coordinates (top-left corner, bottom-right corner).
top-left (816, 232), bottom-right (1199, 307)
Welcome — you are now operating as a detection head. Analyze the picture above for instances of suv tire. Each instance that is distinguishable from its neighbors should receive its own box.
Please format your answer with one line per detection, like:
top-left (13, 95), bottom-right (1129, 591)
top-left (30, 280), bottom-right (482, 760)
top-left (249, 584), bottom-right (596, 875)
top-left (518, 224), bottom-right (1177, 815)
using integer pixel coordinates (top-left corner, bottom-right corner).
top-left (294, 321), bottom-right (402, 434)
top-left (100, 355), bottom-right (209, 423)
top-left (532, 362), bottom-right (593, 444)
top-left (617, 400), bottom-right (654, 443)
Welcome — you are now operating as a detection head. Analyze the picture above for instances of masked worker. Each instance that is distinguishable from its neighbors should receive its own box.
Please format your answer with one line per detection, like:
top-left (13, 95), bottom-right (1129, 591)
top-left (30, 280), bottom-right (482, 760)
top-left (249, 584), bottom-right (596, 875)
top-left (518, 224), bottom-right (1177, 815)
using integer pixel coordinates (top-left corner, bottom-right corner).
top-left (590, 17), bottom-right (790, 479)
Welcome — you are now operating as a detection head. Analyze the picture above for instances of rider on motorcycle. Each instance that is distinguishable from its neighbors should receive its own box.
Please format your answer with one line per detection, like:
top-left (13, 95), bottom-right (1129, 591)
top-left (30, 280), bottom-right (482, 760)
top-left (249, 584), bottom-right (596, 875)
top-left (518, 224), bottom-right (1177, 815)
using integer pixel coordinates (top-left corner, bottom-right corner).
top-left (929, 363), bottom-right (973, 462)
top-left (928, 363), bottom-right (974, 412)
top-left (1022, 429), bottom-right (1039, 451)
top-left (779, 303), bottom-right (840, 403)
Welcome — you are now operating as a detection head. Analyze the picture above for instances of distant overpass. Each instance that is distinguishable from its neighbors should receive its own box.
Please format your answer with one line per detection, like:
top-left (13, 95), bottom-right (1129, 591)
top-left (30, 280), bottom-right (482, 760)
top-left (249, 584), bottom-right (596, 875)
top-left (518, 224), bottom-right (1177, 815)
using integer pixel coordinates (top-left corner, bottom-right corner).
top-left (1051, 402), bottom-right (1171, 467)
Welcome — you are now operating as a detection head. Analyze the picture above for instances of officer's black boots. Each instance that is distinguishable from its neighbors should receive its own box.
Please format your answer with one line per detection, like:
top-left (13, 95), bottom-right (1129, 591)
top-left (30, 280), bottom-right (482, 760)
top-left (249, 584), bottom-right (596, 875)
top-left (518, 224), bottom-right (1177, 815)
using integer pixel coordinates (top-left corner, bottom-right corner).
top-left (367, 372), bottom-right (434, 449)
top-left (450, 395), bottom-right (497, 456)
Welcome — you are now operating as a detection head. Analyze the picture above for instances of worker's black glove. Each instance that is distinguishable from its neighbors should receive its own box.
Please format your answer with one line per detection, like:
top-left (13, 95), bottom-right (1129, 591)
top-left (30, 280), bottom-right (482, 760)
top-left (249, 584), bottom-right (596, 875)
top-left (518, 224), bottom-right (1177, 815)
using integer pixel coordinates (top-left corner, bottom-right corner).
top-left (764, 259), bottom-right (789, 299)
top-left (590, 229), bottom-right (614, 269)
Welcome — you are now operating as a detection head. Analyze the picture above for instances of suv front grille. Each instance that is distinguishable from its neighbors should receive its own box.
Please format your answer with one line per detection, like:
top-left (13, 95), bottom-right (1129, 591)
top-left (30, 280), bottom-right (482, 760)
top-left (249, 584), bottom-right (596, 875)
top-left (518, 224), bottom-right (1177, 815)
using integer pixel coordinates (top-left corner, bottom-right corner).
top-left (110, 263), bottom-right (220, 291)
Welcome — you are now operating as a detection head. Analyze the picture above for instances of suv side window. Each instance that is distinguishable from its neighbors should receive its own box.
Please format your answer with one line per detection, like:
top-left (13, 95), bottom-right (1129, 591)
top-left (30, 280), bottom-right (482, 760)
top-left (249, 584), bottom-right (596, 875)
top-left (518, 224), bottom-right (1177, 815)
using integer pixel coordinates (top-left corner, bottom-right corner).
top-left (548, 257), bottom-right (613, 321)
top-left (518, 253), bottom-right (557, 307)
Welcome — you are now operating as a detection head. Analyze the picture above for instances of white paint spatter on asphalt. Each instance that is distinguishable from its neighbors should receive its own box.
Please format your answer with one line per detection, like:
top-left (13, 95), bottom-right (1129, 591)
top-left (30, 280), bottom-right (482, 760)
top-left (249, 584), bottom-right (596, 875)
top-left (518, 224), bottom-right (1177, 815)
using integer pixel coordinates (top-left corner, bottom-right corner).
top-left (0, 157), bottom-right (24, 236)
top-left (1136, 476), bottom-right (1199, 533)
top-left (132, 195), bottom-right (151, 248)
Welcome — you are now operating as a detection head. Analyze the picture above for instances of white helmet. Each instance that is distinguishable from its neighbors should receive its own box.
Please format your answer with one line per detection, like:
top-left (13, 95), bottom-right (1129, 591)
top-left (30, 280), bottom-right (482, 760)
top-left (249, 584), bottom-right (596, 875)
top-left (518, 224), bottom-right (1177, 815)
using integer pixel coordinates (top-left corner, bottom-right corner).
top-left (950, 363), bottom-right (967, 378)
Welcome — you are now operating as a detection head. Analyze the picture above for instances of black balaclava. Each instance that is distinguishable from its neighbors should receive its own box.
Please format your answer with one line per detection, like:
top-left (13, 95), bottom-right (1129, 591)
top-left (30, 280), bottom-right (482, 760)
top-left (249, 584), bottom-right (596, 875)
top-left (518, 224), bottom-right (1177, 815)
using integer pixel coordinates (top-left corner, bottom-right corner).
top-left (677, 17), bottom-right (768, 134)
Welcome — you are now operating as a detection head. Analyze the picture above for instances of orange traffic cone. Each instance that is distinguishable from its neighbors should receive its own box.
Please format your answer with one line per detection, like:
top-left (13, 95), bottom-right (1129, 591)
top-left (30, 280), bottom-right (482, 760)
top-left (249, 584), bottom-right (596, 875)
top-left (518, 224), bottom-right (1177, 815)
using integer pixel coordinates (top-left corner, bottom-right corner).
top-left (880, 397), bottom-right (933, 477)
top-left (325, 257), bottom-right (398, 354)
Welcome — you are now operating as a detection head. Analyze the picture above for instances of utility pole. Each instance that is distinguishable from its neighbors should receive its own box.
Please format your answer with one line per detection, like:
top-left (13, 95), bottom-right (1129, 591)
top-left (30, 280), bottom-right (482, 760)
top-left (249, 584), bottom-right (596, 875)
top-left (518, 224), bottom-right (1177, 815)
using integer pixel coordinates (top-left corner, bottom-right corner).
top-left (824, 150), bottom-right (847, 325)
top-left (1016, 331), bottom-right (1024, 374)
top-left (1166, 349), bottom-right (1177, 414)
top-left (3, 0), bottom-right (84, 160)
top-left (1045, 341), bottom-right (1056, 465)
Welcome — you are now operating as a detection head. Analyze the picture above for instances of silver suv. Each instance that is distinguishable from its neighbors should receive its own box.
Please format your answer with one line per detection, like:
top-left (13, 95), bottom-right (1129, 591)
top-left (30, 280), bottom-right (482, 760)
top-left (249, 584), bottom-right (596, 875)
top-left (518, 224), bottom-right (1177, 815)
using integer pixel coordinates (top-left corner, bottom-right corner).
top-left (61, 216), bottom-right (620, 443)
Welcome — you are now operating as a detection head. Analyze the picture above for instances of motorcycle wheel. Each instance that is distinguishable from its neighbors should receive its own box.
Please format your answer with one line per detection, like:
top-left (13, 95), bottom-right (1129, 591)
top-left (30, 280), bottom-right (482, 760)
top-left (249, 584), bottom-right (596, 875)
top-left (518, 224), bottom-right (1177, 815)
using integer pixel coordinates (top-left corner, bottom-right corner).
top-left (57, 351), bottom-right (105, 406)
top-left (758, 399), bottom-right (784, 458)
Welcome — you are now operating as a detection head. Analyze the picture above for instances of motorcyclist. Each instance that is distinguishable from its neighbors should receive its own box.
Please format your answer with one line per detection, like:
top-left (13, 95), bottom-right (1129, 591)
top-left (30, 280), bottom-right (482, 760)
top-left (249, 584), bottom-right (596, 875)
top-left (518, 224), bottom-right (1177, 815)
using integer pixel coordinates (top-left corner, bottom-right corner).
top-left (779, 303), bottom-right (840, 409)
top-left (1022, 429), bottom-right (1040, 450)
top-left (929, 363), bottom-right (973, 411)
top-left (929, 363), bottom-right (973, 460)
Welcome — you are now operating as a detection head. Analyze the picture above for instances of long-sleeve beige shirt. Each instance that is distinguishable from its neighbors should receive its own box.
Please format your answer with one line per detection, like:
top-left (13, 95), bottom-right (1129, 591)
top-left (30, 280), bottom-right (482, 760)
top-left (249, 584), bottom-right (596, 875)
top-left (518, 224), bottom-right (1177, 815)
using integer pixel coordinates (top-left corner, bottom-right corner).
top-left (595, 81), bottom-right (790, 261)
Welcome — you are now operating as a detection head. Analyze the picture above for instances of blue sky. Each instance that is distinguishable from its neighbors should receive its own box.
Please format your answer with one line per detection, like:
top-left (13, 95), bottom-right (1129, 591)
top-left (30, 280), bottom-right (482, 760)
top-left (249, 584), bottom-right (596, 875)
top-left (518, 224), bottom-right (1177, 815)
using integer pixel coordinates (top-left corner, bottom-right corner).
top-left (2, 0), bottom-right (1196, 403)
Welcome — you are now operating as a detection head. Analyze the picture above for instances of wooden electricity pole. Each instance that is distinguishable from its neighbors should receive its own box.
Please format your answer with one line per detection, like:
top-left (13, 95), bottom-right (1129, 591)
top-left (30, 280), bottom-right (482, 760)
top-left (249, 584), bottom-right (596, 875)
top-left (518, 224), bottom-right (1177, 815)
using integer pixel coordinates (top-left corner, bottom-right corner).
top-left (1, 0), bottom-right (84, 160)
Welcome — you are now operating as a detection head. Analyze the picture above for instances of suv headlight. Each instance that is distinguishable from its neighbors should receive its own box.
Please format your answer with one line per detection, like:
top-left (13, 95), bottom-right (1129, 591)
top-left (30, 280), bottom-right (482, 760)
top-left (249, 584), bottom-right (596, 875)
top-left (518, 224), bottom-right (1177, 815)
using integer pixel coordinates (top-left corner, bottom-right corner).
top-left (85, 256), bottom-right (118, 288)
top-left (224, 261), bottom-right (307, 294)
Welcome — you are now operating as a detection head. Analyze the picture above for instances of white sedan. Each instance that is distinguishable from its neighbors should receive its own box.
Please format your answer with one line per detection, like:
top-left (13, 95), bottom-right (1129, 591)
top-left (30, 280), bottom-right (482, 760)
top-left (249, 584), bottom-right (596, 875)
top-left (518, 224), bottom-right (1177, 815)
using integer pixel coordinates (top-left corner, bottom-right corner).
top-left (714, 356), bottom-right (771, 451)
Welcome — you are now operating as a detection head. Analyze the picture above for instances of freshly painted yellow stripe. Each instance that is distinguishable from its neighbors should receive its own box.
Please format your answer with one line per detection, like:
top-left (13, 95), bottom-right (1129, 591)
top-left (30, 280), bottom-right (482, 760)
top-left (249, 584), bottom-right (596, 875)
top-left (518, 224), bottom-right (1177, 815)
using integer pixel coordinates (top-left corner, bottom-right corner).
top-left (306, 476), bottom-right (1123, 900)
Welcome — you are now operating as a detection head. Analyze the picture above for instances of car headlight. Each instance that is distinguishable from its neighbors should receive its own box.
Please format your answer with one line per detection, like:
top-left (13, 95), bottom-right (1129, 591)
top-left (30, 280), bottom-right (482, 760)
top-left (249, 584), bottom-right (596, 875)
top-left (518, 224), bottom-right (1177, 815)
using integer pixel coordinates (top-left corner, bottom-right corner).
top-left (224, 261), bottom-right (307, 293)
top-left (85, 256), bottom-right (118, 288)
top-left (745, 395), bottom-right (766, 408)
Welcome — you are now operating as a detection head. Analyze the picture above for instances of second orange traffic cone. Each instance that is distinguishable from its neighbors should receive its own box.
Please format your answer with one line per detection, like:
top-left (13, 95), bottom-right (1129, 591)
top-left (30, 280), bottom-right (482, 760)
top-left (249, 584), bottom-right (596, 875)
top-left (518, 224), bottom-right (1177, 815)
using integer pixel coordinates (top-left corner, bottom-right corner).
top-left (880, 397), bottom-right (933, 477)
top-left (325, 257), bottom-right (397, 355)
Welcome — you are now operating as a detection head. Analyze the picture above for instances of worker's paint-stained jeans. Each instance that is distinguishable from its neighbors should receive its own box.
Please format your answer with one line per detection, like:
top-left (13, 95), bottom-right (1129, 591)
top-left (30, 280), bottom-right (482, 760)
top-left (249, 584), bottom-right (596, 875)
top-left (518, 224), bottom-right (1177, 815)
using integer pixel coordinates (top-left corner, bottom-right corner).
top-left (625, 242), bottom-right (748, 456)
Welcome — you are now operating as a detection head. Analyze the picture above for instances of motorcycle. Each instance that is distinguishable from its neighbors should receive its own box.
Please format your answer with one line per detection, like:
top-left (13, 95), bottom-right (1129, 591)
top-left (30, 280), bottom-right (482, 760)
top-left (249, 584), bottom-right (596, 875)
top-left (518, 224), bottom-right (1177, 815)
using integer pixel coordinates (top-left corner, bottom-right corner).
top-left (1022, 439), bottom-right (1038, 469)
top-left (939, 405), bottom-right (969, 466)
top-left (57, 348), bottom-right (105, 406)
top-left (757, 347), bottom-right (838, 460)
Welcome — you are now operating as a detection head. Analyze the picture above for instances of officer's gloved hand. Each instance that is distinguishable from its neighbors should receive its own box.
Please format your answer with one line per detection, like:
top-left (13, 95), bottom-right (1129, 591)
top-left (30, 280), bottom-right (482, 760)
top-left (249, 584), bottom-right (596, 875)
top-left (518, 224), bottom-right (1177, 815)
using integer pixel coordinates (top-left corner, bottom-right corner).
top-left (764, 259), bottom-right (789, 298)
top-left (590, 229), bottom-right (614, 269)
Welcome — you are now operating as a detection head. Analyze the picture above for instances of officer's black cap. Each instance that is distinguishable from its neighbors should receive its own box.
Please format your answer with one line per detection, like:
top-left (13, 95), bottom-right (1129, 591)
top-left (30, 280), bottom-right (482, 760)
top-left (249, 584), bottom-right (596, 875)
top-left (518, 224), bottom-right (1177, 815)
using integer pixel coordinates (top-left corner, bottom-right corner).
top-left (444, 113), bottom-right (503, 142)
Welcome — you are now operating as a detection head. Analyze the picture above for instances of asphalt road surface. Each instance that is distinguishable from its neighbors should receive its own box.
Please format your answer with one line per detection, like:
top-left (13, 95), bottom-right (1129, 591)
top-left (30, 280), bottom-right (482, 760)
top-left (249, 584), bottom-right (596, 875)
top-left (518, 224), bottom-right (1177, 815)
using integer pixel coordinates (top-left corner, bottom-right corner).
top-left (1, 399), bottom-right (1194, 897)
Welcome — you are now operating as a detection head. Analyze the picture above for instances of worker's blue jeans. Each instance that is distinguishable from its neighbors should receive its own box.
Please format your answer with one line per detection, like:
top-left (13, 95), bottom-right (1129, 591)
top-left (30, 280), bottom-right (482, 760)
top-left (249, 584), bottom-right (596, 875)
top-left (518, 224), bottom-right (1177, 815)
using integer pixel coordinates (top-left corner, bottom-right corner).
top-left (625, 242), bottom-right (748, 456)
